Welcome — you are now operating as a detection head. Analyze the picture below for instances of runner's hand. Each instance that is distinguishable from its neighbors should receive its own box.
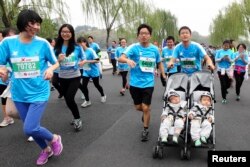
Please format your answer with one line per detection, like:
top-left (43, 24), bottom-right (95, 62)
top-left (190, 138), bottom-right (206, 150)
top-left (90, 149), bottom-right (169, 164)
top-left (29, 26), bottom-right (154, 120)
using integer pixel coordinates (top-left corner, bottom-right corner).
top-left (58, 54), bottom-right (65, 62)
top-left (44, 68), bottom-right (53, 80)
top-left (126, 59), bottom-right (136, 68)
top-left (167, 62), bottom-right (174, 69)
top-left (0, 67), bottom-right (9, 82)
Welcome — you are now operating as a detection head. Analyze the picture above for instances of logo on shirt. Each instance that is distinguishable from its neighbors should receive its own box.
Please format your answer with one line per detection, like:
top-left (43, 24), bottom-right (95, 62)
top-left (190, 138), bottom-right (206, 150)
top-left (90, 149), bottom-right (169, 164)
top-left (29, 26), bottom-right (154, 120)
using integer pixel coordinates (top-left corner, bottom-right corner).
top-left (12, 51), bottom-right (18, 56)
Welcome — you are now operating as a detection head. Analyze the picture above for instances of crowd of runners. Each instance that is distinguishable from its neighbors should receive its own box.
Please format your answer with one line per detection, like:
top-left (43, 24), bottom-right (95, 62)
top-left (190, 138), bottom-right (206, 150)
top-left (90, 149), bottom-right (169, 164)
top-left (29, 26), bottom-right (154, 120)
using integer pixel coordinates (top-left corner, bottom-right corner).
top-left (0, 9), bottom-right (249, 166)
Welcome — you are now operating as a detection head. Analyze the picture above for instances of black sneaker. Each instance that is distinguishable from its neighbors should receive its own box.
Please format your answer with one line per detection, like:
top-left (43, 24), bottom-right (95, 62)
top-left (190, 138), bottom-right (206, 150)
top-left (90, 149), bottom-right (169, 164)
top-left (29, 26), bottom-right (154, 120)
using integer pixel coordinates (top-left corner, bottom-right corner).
top-left (141, 129), bottom-right (149, 142)
top-left (58, 94), bottom-right (63, 99)
top-left (73, 119), bottom-right (82, 132)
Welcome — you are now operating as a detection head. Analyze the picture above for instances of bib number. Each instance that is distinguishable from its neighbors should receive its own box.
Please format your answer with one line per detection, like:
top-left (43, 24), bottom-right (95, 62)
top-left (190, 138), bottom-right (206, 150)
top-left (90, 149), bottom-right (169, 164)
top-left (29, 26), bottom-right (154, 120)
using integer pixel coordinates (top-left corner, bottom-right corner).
top-left (11, 57), bottom-right (40, 78)
top-left (139, 57), bottom-right (155, 73)
top-left (60, 54), bottom-right (76, 67)
top-left (180, 58), bottom-right (196, 68)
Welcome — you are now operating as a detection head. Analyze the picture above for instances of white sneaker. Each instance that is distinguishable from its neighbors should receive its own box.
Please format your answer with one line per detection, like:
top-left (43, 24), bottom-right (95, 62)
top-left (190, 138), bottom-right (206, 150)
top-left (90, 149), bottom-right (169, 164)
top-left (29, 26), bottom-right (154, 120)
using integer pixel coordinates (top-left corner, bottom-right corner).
top-left (27, 136), bottom-right (34, 142)
top-left (81, 101), bottom-right (91, 108)
top-left (0, 118), bottom-right (14, 127)
top-left (100, 95), bottom-right (106, 103)
top-left (81, 94), bottom-right (85, 100)
top-left (161, 136), bottom-right (168, 143)
top-left (172, 135), bottom-right (178, 144)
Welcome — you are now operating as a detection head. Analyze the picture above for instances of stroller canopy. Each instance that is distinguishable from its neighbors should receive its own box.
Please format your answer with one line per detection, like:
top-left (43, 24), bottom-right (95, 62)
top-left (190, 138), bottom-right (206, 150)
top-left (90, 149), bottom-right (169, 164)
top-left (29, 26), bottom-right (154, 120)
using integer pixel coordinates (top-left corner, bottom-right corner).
top-left (164, 73), bottom-right (189, 100)
top-left (189, 71), bottom-right (214, 98)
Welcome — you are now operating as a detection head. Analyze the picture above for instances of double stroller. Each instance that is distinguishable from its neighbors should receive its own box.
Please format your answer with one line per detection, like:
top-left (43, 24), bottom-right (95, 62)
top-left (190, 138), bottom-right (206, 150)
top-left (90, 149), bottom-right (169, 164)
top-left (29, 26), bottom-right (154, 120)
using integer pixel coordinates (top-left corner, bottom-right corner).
top-left (152, 71), bottom-right (216, 160)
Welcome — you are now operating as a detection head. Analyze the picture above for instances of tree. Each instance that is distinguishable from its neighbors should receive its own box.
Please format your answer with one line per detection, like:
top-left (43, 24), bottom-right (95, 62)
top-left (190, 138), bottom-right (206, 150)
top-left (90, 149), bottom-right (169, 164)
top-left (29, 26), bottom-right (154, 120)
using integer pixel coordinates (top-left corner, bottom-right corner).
top-left (80, 0), bottom-right (150, 48)
top-left (144, 9), bottom-right (178, 45)
top-left (0, 0), bottom-right (69, 37)
top-left (210, 2), bottom-right (246, 45)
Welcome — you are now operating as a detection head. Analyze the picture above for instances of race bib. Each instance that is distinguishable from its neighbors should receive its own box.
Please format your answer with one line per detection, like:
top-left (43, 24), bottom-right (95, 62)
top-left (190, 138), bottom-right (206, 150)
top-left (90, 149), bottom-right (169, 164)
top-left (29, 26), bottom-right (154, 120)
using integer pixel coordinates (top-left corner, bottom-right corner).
top-left (82, 63), bottom-right (91, 71)
top-left (60, 54), bottom-right (76, 67)
top-left (139, 57), bottom-right (155, 73)
top-left (11, 56), bottom-right (40, 78)
top-left (180, 57), bottom-right (196, 69)
top-left (164, 57), bottom-right (171, 66)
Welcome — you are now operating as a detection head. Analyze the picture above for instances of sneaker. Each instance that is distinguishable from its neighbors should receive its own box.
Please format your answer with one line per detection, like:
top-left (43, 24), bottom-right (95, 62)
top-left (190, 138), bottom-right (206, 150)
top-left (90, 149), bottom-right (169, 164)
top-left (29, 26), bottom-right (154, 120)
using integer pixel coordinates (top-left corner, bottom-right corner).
top-left (51, 135), bottom-right (63, 156)
top-left (222, 99), bottom-right (227, 104)
top-left (200, 136), bottom-right (207, 144)
top-left (236, 96), bottom-right (240, 101)
top-left (81, 94), bottom-right (85, 100)
top-left (120, 89), bottom-right (125, 96)
top-left (81, 100), bottom-right (91, 108)
top-left (73, 119), bottom-right (82, 131)
top-left (101, 95), bottom-right (106, 103)
top-left (0, 118), bottom-right (14, 127)
top-left (194, 139), bottom-right (201, 147)
top-left (161, 136), bottom-right (168, 143)
top-left (36, 150), bottom-right (53, 165)
top-left (70, 119), bottom-right (75, 125)
top-left (27, 136), bottom-right (34, 142)
top-left (141, 129), bottom-right (149, 142)
top-left (58, 94), bottom-right (63, 99)
top-left (172, 135), bottom-right (178, 144)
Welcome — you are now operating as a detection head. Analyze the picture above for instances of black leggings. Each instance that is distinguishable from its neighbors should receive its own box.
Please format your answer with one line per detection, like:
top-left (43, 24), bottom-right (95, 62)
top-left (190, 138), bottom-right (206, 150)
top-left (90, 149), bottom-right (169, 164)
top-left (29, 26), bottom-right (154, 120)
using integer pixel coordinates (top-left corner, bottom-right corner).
top-left (0, 84), bottom-right (7, 105)
top-left (234, 71), bottom-right (245, 96)
top-left (81, 76), bottom-right (105, 101)
top-left (218, 71), bottom-right (232, 99)
top-left (111, 59), bottom-right (117, 73)
top-left (120, 71), bottom-right (128, 88)
top-left (59, 77), bottom-right (81, 119)
top-left (52, 73), bottom-right (63, 96)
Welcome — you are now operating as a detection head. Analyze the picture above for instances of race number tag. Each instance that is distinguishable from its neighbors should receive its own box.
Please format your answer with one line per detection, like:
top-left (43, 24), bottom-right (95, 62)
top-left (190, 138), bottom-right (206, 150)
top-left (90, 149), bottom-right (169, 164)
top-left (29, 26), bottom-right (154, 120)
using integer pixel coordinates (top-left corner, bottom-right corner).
top-left (11, 56), bottom-right (40, 78)
top-left (164, 57), bottom-right (171, 66)
top-left (139, 57), bottom-right (155, 73)
top-left (60, 54), bottom-right (76, 67)
top-left (180, 57), bottom-right (196, 68)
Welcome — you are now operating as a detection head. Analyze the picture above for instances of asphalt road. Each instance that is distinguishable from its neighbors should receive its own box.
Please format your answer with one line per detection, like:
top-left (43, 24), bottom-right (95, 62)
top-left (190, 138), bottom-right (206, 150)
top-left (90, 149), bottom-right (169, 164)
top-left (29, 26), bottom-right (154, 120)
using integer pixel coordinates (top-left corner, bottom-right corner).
top-left (1, 70), bottom-right (250, 167)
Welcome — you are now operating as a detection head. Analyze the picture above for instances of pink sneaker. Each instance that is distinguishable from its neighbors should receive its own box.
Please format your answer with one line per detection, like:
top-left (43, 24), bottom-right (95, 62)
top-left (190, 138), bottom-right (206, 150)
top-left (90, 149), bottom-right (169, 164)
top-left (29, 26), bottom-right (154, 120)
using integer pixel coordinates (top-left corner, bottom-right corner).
top-left (51, 135), bottom-right (63, 156)
top-left (36, 150), bottom-right (53, 165)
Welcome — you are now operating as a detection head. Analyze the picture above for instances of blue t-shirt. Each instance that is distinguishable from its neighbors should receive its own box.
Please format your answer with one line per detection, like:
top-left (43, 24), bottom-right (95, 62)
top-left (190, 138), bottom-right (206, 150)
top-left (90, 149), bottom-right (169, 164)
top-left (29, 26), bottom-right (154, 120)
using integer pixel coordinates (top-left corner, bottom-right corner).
top-left (82, 48), bottom-right (100, 77)
top-left (58, 45), bottom-right (85, 78)
top-left (161, 46), bottom-right (177, 73)
top-left (215, 49), bottom-right (234, 69)
top-left (173, 41), bottom-right (206, 75)
top-left (233, 51), bottom-right (248, 72)
top-left (116, 46), bottom-right (129, 71)
top-left (89, 42), bottom-right (100, 54)
top-left (0, 35), bottom-right (57, 102)
top-left (108, 46), bottom-right (116, 59)
top-left (123, 43), bottom-right (161, 88)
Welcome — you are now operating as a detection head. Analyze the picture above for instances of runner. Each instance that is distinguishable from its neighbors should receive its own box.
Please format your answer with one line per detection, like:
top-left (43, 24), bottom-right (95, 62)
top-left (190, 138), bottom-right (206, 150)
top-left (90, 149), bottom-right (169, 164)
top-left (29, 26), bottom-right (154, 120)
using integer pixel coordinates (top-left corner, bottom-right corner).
top-left (54, 24), bottom-right (86, 131)
top-left (160, 36), bottom-right (178, 87)
top-left (118, 23), bottom-right (166, 142)
top-left (0, 9), bottom-right (63, 165)
top-left (233, 43), bottom-right (249, 101)
top-left (77, 37), bottom-right (106, 108)
top-left (215, 40), bottom-right (234, 104)
top-left (115, 38), bottom-right (129, 95)
top-left (108, 41), bottom-right (118, 75)
top-left (168, 26), bottom-right (215, 75)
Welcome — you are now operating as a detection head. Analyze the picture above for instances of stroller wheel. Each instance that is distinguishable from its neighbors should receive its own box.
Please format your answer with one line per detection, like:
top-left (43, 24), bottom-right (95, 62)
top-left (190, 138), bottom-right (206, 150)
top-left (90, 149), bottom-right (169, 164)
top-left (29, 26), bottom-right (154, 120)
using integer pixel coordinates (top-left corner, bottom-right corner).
top-left (180, 148), bottom-right (191, 160)
top-left (152, 146), bottom-right (158, 159)
top-left (158, 147), bottom-right (164, 159)
top-left (186, 149), bottom-right (191, 160)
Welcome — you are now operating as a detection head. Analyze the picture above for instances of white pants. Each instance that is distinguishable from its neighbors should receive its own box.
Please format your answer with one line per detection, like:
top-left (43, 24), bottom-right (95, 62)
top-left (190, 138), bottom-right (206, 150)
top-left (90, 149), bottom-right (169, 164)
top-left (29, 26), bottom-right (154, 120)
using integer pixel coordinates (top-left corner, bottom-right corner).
top-left (190, 119), bottom-right (212, 141)
top-left (159, 115), bottom-right (184, 138)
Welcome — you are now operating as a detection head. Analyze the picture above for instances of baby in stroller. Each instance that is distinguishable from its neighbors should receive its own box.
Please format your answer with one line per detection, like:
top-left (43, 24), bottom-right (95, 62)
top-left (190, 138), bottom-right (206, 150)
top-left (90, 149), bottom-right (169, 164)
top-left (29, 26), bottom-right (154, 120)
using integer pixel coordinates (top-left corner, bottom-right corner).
top-left (188, 92), bottom-right (214, 147)
top-left (159, 90), bottom-right (187, 144)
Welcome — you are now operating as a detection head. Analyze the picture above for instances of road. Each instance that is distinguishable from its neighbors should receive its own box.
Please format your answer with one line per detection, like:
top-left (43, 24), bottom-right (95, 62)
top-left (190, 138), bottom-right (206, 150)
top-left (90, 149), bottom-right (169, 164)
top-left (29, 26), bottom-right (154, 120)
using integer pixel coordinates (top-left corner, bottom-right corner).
top-left (1, 70), bottom-right (250, 167)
